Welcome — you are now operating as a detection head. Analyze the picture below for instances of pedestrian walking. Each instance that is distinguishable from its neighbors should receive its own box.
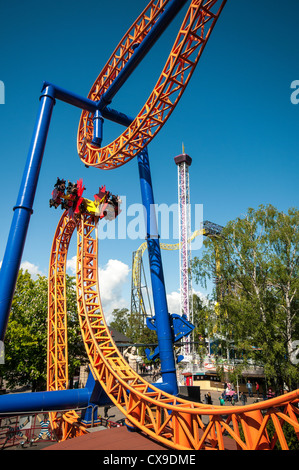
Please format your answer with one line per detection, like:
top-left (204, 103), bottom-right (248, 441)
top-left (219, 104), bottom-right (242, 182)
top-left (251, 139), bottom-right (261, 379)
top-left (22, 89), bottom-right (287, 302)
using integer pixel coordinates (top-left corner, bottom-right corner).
top-left (35, 414), bottom-right (51, 441)
top-left (240, 392), bottom-right (247, 406)
top-left (266, 388), bottom-right (275, 400)
top-left (104, 405), bottom-right (110, 418)
top-left (204, 392), bottom-right (212, 405)
top-left (219, 396), bottom-right (225, 406)
top-left (246, 379), bottom-right (253, 397)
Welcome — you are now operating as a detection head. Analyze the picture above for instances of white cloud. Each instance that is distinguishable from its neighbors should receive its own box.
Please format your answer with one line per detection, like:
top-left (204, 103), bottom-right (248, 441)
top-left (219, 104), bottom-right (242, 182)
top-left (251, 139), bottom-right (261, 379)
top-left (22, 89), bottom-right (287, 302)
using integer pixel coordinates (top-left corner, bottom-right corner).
top-left (167, 288), bottom-right (210, 316)
top-left (20, 261), bottom-right (43, 279)
top-left (66, 256), bottom-right (77, 274)
top-left (167, 291), bottom-right (181, 315)
top-left (0, 260), bottom-right (42, 279)
top-left (98, 259), bottom-right (130, 322)
top-left (192, 289), bottom-right (210, 306)
top-left (67, 256), bottom-right (130, 323)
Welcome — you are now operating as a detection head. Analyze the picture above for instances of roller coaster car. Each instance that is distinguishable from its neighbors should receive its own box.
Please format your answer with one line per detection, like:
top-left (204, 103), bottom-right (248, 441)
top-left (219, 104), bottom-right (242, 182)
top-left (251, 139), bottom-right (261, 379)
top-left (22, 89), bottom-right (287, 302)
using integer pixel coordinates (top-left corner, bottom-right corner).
top-left (49, 177), bottom-right (66, 208)
top-left (49, 178), bottom-right (121, 220)
top-left (49, 177), bottom-right (86, 216)
top-left (93, 185), bottom-right (122, 220)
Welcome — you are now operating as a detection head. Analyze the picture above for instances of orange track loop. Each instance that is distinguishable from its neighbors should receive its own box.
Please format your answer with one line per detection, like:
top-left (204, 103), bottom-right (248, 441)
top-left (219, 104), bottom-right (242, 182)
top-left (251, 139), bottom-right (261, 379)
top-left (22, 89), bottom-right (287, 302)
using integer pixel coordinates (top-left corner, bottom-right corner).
top-left (48, 211), bottom-right (299, 449)
top-left (47, 213), bottom-right (85, 440)
top-left (48, 213), bottom-right (77, 393)
top-left (77, 0), bottom-right (227, 170)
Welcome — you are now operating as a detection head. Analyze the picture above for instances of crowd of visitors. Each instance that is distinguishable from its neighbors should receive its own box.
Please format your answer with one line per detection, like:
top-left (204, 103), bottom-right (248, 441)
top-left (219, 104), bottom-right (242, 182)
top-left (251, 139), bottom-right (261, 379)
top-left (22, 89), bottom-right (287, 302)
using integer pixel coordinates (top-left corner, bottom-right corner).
top-left (215, 380), bottom-right (279, 406)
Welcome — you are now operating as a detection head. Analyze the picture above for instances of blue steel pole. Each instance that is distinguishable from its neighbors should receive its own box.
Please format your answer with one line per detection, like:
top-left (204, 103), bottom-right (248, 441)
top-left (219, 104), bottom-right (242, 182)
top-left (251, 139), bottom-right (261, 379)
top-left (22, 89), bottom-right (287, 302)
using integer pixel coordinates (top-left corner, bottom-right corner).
top-left (137, 148), bottom-right (178, 396)
top-left (41, 81), bottom-right (98, 113)
top-left (0, 78), bottom-right (134, 343)
top-left (0, 371), bottom-right (109, 416)
top-left (41, 81), bottom-right (134, 127)
top-left (0, 388), bottom-right (91, 415)
top-left (0, 85), bottom-right (55, 341)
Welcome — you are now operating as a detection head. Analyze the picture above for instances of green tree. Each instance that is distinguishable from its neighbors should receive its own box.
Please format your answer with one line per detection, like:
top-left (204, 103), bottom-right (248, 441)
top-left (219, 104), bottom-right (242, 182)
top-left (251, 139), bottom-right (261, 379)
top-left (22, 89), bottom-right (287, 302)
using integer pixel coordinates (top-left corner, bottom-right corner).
top-left (0, 270), bottom-right (86, 391)
top-left (192, 293), bottom-right (215, 359)
top-left (109, 308), bottom-right (131, 337)
top-left (109, 308), bottom-right (158, 363)
top-left (192, 205), bottom-right (299, 390)
top-left (109, 307), bottom-right (150, 343)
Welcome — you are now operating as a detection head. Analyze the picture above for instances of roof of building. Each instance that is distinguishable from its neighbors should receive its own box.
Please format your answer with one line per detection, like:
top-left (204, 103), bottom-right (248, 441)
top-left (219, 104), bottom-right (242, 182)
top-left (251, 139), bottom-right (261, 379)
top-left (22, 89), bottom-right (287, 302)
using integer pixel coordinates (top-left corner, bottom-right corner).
top-left (109, 328), bottom-right (132, 344)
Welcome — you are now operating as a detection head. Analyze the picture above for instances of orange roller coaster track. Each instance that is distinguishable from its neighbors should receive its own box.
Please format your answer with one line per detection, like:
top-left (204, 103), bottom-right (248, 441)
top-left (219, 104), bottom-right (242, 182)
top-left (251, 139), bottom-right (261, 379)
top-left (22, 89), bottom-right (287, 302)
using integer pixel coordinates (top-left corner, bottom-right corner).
top-left (47, 213), bottom-right (88, 441)
top-left (47, 210), bottom-right (299, 449)
top-left (77, 0), bottom-right (227, 170)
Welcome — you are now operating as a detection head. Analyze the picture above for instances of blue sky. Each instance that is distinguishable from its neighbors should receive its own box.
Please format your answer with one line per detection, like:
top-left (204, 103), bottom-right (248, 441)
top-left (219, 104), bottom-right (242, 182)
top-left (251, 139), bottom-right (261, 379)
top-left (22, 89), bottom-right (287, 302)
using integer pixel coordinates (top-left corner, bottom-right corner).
top-left (0, 0), bottom-right (298, 321)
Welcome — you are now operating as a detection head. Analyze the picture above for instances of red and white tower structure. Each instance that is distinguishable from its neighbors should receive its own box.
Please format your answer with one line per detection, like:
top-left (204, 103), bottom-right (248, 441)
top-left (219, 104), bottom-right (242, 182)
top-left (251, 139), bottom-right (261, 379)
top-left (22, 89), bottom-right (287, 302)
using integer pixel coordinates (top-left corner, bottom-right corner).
top-left (174, 151), bottom-right (193, 357)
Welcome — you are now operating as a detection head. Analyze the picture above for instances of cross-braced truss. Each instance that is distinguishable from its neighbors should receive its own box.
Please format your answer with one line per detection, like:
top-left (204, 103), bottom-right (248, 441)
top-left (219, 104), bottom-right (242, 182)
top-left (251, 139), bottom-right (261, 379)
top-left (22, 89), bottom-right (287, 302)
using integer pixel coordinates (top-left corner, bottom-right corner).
top-left (47, 213), bottom-right (87, 441)
top-left (77, 0), bottom-right (227, 170)
top-left (47, 211), bottom-right (299, 449)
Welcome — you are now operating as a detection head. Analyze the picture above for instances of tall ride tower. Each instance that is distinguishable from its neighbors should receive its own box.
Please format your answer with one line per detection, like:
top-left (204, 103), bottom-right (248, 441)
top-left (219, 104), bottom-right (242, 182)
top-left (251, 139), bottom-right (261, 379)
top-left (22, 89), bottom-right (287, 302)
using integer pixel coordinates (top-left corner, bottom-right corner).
top-left (174, 150), bottom-right (193, 357)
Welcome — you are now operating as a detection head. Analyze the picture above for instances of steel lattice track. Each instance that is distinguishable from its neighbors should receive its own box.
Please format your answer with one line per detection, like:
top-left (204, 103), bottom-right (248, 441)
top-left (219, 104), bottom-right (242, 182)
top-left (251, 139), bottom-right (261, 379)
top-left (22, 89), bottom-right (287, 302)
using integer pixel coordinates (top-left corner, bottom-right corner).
top-left (77, 0), bottom-right (227, 170)
top-left (47, 211), bottom-right (299, 449)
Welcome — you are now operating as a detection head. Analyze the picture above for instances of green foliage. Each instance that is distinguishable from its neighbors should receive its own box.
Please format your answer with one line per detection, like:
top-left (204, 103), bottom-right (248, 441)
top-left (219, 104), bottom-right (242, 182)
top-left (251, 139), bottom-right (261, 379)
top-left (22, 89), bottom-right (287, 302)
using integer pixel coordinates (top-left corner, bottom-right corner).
top-left (192, 205), bottom-right (299, 389)
top-left (109, 307), bottom-right (158, 363)
top-left (192, 293), bottom-right (215, 359)
top-left (0, 270), bottom-right (85, 391)
top-left (109, 308), bottom-right (131, 337)
top-left (266, 417), bottom-right (299, 450)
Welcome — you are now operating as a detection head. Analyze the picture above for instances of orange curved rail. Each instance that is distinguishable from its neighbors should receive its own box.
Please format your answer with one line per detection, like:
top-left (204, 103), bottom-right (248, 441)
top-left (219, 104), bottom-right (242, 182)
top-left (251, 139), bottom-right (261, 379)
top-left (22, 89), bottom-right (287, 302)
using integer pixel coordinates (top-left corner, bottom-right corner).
top-left (77, 0), bottom-right (227, 170)
top-left (47, 212), bottom-right (88, 441)
top-left (48, 210), bottom-right (299, 449)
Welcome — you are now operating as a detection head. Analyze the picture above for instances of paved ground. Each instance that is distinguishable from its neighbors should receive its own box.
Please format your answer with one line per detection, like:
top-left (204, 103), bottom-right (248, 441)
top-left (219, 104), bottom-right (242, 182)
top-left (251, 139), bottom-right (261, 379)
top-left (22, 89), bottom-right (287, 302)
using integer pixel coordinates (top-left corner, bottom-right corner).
top-left (45, 426), bottom-right (171, 451)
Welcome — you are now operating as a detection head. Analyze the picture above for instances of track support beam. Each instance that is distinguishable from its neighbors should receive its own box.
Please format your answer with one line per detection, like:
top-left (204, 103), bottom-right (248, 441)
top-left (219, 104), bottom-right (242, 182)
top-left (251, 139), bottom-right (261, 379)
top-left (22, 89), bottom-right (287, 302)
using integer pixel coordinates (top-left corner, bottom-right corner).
top-left (137, 147), bottom-right (178, 396)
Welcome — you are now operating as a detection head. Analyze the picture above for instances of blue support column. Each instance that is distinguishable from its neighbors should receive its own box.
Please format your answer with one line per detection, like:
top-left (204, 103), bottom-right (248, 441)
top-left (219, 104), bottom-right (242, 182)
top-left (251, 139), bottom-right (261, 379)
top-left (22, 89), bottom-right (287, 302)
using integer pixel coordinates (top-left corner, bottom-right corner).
top-left (137, 148), bottom-right (178, 396)
top-left (0, 85), bottom-right (55, 341)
